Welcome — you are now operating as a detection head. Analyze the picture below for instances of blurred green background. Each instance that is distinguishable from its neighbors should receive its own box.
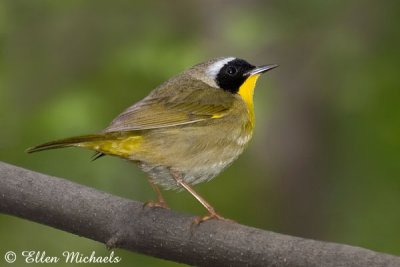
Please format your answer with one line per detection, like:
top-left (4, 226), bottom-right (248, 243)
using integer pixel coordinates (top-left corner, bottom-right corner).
top-left (1, 0), bottom-right (400, 266)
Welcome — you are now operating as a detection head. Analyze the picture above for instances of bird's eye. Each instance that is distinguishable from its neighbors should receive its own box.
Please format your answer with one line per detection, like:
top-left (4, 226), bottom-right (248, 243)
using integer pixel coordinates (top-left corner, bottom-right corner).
top-left (226, 66), bottom-right (237, 76)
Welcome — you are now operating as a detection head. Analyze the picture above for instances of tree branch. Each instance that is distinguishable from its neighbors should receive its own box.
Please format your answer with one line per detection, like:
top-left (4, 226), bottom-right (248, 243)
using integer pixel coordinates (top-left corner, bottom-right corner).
top-left (0, 161), bottom-right (399, 266)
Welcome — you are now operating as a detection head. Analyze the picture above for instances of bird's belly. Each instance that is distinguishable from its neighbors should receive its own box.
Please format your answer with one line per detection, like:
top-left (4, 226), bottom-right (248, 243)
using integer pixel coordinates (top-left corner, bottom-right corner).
top-left (133, 124), bottom-right (252, 190)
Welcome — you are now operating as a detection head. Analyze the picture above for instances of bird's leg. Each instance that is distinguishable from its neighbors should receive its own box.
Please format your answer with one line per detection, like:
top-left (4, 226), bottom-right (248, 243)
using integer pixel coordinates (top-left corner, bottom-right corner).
top-left (143, 179), bottom-right (169, 209)
top-left (170, 170), bottom-right (225, 223)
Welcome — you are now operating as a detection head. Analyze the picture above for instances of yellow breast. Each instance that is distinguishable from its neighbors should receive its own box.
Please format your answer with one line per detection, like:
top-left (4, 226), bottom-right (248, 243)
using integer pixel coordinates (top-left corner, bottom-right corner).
top-left (237, 74), bottom-right (260, 128)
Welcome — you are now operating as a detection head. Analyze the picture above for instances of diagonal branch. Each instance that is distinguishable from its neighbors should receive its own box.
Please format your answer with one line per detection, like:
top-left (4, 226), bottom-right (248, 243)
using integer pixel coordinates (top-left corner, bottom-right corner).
top-left (0, 161), bottom-right (399, 266)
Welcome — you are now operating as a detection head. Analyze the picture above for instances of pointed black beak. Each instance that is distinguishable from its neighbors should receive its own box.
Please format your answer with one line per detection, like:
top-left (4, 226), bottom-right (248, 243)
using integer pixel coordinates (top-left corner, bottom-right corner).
top-left (245, 64), bottom-right (279, 76)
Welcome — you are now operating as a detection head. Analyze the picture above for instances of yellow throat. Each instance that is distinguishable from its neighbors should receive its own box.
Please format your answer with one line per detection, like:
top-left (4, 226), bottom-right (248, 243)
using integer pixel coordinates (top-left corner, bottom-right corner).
top-left (238, 74), bottom-right (260, 127)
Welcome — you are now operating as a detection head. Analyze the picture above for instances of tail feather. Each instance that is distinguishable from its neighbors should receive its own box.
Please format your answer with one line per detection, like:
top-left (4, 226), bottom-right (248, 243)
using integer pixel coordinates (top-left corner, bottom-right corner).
top-left (26, 134), bottom-right (109, 153)
top-left (91, 152), bottom-right (106, 161)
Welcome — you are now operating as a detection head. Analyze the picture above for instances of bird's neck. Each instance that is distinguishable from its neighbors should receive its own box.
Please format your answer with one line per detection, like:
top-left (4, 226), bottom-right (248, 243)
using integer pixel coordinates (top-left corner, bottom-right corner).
top-left (238, 74), bottom-right (259, 128)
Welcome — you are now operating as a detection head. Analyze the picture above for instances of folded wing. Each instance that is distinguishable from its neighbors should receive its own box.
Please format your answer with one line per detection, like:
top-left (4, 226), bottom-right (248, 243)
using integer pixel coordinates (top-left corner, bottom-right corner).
top-left (103, 81), bottom-right (235, 132)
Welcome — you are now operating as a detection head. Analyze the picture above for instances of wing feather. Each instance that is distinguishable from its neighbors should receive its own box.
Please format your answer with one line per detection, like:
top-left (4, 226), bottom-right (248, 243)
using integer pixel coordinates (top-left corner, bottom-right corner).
top-left (104, 79), bottom-right (234, 132)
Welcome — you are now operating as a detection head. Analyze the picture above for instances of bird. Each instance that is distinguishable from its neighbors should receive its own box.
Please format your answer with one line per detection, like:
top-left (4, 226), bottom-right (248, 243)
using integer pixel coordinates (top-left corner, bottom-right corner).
top-left (27, 57), bottom-right (278, 222)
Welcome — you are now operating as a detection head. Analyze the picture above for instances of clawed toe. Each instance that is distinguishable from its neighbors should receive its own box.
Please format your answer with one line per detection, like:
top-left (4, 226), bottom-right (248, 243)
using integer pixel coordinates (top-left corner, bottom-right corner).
top-left (192, 212), bottom-right (231, 225)
top-left (143, 200), bottom-right (169, 209)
